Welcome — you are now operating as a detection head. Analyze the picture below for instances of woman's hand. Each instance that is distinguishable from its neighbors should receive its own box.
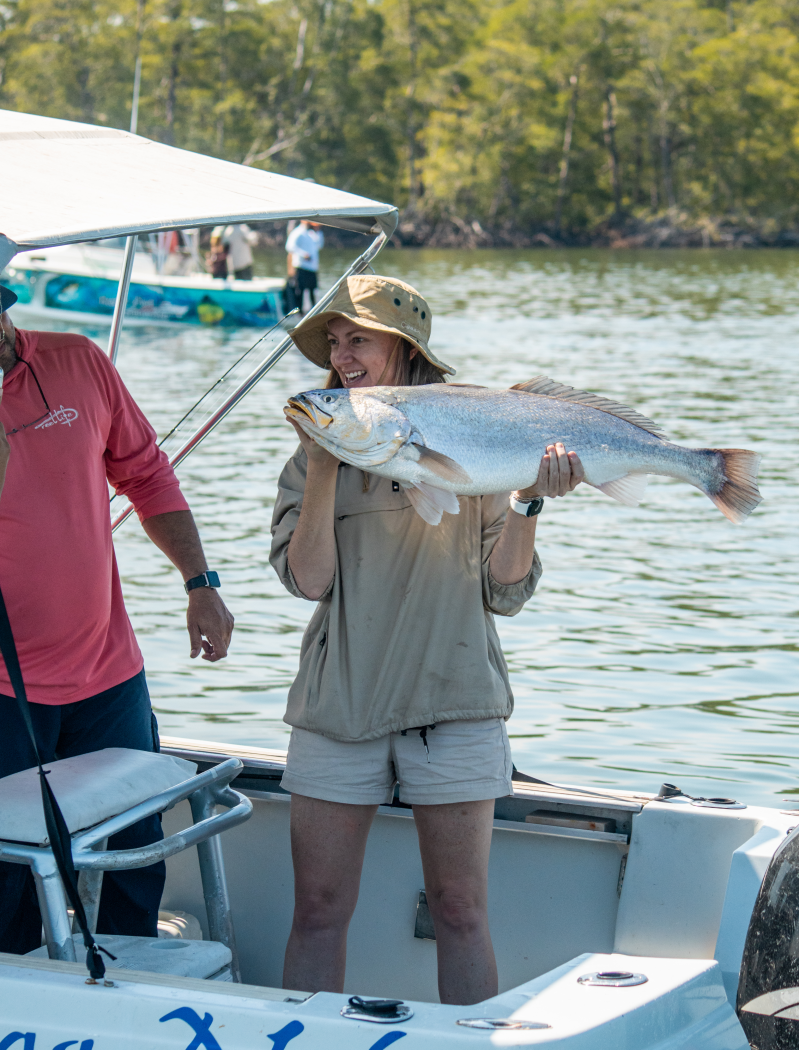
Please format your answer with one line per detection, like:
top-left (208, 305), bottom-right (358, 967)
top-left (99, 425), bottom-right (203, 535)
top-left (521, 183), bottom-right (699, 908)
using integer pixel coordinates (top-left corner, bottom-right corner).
top-left (286, 415), bottom-right (339, 473)
top-left (519, 443), bottom-right (584, 499)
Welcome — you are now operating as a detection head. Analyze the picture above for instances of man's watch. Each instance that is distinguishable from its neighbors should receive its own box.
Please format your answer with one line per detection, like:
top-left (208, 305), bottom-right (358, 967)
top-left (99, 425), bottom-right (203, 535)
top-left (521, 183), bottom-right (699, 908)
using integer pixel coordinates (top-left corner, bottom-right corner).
top-left (509, 493), bottom-right (544, 518)
top-left (184, 571), bottom-right (221, 594)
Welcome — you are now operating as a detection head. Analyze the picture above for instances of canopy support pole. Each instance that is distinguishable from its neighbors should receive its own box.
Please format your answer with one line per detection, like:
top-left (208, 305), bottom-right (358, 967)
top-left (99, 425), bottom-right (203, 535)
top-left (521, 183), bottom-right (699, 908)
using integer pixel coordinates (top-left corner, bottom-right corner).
top-left (111, 230), bottom-right (388, 533)
top-left (107, 236), bottom-right (137, 364)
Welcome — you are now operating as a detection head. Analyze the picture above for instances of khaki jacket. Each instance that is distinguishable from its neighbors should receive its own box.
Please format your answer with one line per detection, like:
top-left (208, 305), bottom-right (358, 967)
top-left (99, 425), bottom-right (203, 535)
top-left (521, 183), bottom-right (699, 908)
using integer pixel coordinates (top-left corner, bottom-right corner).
top-left (270, 448), bottom-right (542, 742)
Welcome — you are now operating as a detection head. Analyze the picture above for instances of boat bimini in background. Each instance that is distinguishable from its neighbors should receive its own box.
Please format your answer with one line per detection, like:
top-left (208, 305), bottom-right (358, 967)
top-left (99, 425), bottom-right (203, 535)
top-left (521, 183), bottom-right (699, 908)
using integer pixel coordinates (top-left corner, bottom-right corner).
top-left (1, 108), bottom-right (797, 1050)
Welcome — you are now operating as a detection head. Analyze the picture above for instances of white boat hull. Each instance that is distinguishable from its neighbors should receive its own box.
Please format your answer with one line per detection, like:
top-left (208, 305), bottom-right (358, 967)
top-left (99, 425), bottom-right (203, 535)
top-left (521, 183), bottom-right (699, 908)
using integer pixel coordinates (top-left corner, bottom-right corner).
top-left (1, 736), bottom-right (789, 1047)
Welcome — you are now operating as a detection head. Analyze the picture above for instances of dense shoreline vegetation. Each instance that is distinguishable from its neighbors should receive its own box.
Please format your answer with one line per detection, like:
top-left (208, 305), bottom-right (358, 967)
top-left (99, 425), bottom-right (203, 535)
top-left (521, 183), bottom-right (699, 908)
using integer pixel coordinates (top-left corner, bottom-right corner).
top-left (2, 0), bottom-right (798, 247)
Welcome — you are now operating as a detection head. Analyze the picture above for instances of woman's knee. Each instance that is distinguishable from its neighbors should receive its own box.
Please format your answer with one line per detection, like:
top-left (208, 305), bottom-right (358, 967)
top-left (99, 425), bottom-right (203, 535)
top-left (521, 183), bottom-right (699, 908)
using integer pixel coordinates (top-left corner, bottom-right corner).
top-left (426, 884), bottom-right (487, 935)
top-left (292, 885), bottom-right (356, 934)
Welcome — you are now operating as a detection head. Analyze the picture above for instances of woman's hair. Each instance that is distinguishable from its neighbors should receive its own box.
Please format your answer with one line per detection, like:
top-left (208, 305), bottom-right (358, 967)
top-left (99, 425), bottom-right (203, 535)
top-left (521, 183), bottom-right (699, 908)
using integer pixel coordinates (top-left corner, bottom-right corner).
top-left (324, 337), bottom-right (446, 389)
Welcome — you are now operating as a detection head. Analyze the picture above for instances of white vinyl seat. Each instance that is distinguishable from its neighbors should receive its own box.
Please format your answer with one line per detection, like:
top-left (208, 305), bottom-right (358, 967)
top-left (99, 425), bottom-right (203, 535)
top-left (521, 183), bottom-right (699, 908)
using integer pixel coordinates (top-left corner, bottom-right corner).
top-left (0, 747), bottom-right (252, 980)
top-left (28, 932), bottom-right (233, 981)
top-left (0, 749), bottom-right (197, 845)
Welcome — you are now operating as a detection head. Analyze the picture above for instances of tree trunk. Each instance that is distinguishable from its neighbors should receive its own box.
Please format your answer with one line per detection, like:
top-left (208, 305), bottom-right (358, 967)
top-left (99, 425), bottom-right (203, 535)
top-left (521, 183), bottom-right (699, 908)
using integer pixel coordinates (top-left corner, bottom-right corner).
top-left (164, 0), bottom-right (182, 145)
top-left (406, 0), bottom-right (420, 212)
top-left (555, 71), bottom-right (579, 233)
top-left (216, 0), bottom-right (227, 153)
top-left (659, 99), bottom-right (676, 208)
top-left (603, 85), bottom-right (622, 223)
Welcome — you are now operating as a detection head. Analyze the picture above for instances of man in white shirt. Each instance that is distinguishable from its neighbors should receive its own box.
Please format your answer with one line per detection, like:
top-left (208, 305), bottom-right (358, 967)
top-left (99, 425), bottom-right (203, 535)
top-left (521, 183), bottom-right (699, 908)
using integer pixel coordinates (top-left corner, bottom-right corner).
top-left (217, 225), bottom-right (257, 280)
top-left (285, 221), bottom-right (324, 313)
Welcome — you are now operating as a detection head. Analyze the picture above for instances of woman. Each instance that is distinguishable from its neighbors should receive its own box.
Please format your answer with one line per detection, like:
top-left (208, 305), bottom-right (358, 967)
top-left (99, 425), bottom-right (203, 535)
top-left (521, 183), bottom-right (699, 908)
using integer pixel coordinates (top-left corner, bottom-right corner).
top-left (270, 275), bottom-right (583, 1005)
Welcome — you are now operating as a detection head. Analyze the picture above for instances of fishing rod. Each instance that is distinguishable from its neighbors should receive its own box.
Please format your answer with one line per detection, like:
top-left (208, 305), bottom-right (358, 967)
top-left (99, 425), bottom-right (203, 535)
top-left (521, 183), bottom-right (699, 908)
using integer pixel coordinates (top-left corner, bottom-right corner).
top-left (110, 230), bottom-right (388, 532)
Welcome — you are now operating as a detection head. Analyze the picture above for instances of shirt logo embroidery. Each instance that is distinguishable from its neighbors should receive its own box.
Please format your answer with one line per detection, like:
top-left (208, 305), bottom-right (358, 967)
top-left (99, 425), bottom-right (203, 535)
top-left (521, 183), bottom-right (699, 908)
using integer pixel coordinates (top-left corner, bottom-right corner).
top-left (34, 406), bottom-right (79, 429)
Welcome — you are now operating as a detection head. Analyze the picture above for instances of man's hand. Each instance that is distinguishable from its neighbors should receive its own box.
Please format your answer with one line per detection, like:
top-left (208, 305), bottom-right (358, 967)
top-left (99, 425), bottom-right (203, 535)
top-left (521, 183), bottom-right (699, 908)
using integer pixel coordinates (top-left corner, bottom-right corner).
top-left (141, 510), bottom-right (235, 661)
top-left (187, 587), bottom-right (234, 661)
top-left (520, 442), bottom-right (584, 499)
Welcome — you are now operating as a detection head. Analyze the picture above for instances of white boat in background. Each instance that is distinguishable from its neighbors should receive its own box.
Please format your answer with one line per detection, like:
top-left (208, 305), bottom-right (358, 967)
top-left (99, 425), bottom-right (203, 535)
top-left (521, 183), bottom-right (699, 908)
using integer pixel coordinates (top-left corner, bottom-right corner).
top-left (3, 237), bottom-right (286, 329)
top-left (0, 107), bottom-right (795, 1049)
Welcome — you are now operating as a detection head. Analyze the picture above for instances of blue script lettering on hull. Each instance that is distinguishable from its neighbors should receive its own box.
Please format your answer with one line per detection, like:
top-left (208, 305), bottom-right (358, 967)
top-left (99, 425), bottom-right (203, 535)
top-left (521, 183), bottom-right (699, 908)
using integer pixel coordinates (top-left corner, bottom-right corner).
top-left (160, 1008), bottom-right (223, 1050)
top-left (267, 1021), bottom-right (304, 1048)
top-left (0, 1037), bottom-right (93, 1050)
top-left (367, 1034), bottom-right (406, 1050)
top-left (159, 1005), bottom-right (406, 1050)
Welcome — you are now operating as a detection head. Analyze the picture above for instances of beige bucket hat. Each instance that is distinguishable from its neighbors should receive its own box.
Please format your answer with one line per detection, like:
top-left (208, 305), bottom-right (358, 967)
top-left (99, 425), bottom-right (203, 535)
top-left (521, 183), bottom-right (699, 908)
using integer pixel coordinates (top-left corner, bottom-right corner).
top-left (289, 275), bottom-right (455, 376)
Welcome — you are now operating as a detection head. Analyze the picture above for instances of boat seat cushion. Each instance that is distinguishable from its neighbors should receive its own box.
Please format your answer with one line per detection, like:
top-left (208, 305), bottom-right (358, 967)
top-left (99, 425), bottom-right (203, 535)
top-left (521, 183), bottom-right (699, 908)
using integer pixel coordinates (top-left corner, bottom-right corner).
top-left (0, 748), bottom-right (197, 846)
top-left (27, 933), bottom-right (231, 980)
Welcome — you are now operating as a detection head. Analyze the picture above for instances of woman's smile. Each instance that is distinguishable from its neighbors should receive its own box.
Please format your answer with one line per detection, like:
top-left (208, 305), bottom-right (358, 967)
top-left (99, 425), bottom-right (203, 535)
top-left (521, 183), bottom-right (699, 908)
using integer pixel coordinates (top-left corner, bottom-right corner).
top-left (327, 316), bottom-right (399, 387)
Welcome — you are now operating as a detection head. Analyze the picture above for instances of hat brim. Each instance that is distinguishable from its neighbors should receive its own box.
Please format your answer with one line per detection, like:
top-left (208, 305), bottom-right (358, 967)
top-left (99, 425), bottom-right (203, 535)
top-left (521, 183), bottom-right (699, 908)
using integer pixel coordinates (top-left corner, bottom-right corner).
top-left (290, 310), bottom-right (456, 376)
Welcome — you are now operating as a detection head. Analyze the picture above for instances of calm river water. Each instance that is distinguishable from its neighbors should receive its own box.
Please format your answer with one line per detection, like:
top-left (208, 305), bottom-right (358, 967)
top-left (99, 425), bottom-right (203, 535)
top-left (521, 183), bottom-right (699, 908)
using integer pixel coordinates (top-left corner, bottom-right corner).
top-left (96, 248), bottom-right (798, 807)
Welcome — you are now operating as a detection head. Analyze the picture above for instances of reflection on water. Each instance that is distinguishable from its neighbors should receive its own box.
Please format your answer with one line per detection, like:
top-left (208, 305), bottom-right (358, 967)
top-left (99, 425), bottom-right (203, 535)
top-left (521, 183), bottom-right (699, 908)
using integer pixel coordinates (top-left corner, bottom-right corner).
top-left (50, 247), bottom-right (799, 806)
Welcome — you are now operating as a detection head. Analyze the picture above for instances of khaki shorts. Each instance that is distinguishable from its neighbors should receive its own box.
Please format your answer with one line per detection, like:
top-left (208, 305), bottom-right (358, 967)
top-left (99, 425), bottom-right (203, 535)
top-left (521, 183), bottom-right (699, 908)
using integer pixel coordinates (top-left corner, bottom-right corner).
top-left (281, 718), bottom-right (513, 806)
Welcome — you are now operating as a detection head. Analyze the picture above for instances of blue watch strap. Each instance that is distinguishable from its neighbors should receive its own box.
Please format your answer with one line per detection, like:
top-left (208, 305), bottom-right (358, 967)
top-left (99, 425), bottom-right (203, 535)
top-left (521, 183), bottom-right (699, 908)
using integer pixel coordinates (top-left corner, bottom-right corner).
top-left (184, 571), bottom-right (221, 594)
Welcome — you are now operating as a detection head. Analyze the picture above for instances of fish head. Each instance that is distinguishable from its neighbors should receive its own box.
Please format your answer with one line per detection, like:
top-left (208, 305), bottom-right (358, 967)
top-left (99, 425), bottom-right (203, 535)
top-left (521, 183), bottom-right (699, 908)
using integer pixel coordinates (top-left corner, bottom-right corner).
top-left (285, 387), bottom-right (411, 467)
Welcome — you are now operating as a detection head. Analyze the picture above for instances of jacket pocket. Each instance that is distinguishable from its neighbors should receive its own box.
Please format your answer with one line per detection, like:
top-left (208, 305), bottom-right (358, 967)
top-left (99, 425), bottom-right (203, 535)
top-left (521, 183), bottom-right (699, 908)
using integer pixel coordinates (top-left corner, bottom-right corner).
top-left (298, 606), bottom-right (332, 715)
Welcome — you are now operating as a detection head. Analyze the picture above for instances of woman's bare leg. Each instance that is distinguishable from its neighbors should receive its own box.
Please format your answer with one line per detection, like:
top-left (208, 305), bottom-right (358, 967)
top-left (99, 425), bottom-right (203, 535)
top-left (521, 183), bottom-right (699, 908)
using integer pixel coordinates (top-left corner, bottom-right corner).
top-left (283, 794), bottom-right (377, 992)
top-left (413, 799), bottom-right (497, 1005)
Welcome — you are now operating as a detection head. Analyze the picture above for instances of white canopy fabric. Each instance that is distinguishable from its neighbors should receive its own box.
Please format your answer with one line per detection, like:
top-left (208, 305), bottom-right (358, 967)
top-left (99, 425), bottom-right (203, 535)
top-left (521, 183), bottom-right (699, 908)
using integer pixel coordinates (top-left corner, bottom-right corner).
top-left (0, 109), bottom-right (398, 269)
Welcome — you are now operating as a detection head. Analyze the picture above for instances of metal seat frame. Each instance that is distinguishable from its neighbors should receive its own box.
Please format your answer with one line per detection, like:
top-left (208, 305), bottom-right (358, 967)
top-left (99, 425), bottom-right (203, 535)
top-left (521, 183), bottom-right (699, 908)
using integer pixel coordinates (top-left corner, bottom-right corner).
top-left (0, 757), bottom-right (252, 981)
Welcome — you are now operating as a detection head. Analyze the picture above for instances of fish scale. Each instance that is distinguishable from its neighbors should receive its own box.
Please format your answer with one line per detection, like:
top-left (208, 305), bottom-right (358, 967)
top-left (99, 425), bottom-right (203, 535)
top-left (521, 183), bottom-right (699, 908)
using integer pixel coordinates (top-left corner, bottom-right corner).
top-left (285, 379), bottom-right (762, 527)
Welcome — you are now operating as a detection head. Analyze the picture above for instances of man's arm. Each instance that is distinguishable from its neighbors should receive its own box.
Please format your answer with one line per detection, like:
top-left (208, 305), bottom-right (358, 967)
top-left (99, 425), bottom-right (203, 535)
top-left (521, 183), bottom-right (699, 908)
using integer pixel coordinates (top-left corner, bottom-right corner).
top-left (142, 510), bottom-right (234, 662)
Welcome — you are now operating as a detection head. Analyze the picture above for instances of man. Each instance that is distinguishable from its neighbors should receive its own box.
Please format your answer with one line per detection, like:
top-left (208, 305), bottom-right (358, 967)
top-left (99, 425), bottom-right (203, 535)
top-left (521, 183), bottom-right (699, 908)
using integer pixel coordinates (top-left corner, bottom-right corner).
top-left (215, 224), bottom-right (257, 280)
top-left (0, 282), bottom-right (234, 954)
top-left (285, 220), bottom-right (324, 313)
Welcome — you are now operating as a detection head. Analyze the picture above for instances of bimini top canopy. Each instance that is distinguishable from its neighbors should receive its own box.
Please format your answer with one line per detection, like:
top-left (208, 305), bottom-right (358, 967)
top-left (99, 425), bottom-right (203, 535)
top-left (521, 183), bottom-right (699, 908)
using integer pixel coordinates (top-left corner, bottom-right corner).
top-left (0, 109), bottom-right (398, 269)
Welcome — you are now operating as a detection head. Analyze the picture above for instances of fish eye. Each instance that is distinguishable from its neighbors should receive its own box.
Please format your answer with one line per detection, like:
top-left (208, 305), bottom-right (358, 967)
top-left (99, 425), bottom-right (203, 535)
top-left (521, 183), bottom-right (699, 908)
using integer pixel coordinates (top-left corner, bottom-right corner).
top-left (323, 395), bottom-right (334, 403)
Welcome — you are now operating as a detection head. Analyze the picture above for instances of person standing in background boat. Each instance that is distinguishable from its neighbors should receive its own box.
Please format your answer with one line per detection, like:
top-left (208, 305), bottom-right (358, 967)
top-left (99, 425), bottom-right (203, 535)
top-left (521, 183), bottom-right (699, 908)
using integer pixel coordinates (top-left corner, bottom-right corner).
top-left (285, 220), bottom-right (324, 313)
top-left (205, 233), bottom-right (229, 279)
top-left (270, 275), bottom-right (583, 1005)
top-left (217, 224), bottom-right (258, 281)
top-left (0, 284), bottom-right (234, 955)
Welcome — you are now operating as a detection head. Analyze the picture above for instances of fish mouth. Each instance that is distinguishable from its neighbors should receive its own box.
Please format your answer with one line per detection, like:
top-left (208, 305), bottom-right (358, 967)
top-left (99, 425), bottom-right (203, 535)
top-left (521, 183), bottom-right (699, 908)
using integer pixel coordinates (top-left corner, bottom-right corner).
top-left (285, 394), bottom-right (334, 429)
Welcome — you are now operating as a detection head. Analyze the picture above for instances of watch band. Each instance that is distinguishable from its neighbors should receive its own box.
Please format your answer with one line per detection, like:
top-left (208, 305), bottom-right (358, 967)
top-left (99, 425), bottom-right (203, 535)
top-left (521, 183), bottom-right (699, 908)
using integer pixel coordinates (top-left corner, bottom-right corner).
top-left (509, 493), bottom-right (544, 518)
top-left (184, 570), bottom-right (221, 594)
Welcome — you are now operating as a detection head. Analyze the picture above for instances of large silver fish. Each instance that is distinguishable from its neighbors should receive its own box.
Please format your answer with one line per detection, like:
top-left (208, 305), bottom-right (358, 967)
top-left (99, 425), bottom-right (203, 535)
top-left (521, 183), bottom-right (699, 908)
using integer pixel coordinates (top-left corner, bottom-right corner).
top-left (285, 377), bottom-right (762, 526)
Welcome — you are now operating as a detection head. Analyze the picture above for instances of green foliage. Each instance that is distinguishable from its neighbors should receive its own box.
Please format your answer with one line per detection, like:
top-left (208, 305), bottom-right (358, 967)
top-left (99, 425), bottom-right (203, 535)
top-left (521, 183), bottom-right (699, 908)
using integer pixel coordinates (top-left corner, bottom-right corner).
top-left (2, 0), bottom-right (798, 233)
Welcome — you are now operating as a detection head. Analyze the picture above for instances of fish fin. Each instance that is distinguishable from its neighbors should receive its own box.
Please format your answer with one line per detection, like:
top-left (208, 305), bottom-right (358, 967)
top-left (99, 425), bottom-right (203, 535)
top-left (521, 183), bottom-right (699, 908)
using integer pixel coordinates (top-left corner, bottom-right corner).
top-left (594, 473), bottom-right (649, 507)
top-left (404, 482), bottom-right (460, 526)
top-left (510, 376), bottom-right (667, 439)
top-left (706, 449), bottom-right (762, 524)
top-left (412, 443), bottom-right (472, 485)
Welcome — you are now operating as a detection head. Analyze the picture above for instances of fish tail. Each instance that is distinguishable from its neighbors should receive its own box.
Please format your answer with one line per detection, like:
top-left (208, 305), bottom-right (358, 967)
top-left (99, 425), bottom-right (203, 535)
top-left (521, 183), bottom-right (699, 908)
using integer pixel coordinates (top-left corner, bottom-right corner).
top-left (704, 449), bottom-right (762, 523)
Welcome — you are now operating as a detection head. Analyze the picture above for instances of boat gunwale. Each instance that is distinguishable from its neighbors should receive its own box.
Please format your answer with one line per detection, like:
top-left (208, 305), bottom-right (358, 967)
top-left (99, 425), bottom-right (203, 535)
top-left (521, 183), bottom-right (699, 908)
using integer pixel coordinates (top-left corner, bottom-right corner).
top-left (0, 951), bottom-right (312, 1002)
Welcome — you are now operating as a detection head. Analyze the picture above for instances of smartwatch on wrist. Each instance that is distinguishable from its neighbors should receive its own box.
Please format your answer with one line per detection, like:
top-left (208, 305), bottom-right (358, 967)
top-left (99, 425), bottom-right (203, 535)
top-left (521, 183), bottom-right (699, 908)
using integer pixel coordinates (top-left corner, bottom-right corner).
top-left (184, 570), bottom-right (221, 594)
top-left (509, 493), bottom-right (544, 518)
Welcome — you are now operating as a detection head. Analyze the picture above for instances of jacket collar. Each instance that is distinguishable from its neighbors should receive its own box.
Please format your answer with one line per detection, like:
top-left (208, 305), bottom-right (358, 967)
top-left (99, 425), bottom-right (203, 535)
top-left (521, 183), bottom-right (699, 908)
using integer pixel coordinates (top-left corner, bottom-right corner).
top-left (3, 327), bottom-right (39, 390)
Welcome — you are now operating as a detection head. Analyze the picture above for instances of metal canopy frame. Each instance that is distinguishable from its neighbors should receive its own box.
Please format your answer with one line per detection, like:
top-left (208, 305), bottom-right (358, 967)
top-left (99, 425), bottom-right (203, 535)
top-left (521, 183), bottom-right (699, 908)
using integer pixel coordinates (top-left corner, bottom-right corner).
top-left (109, 228), bottom-right (388, 531)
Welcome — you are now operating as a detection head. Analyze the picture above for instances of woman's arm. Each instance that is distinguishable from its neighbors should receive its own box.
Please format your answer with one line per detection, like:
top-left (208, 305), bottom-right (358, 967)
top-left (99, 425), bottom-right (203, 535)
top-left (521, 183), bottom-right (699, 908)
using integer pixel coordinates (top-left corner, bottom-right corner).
top-left (489, 442), bottom-right (583, 585)
top-left (285, 418), bottom-right (340, 600)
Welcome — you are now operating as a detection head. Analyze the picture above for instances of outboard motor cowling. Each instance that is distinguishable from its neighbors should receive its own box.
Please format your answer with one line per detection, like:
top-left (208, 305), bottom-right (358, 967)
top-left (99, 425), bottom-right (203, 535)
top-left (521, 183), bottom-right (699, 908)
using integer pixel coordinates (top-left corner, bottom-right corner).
top-left (738, 825), bottom-right (799, 1049)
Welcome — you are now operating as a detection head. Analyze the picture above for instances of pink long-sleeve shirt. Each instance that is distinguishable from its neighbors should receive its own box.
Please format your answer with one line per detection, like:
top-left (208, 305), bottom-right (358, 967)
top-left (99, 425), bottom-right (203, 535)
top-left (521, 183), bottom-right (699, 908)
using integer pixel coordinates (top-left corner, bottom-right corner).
top-left (0, 328), bottom-right (189, 705)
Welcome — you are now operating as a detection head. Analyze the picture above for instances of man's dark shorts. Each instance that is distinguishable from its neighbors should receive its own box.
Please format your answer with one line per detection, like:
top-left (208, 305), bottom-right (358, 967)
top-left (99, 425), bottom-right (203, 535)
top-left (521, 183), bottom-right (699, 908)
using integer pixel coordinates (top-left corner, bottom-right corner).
top-left (295, 267), bottom-right (318, 293)
top-left (0, 669), bottom-right (165, 954)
